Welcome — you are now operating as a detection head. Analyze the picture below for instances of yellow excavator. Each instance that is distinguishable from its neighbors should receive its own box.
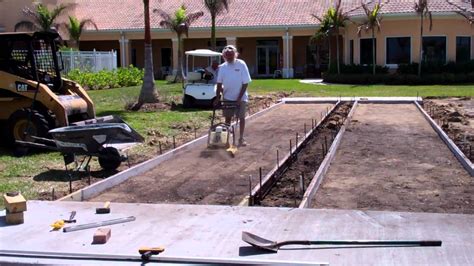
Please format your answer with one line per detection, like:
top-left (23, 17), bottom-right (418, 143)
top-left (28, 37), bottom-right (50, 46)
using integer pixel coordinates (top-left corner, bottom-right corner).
top-left (0, 30), bottom-right (97, 145)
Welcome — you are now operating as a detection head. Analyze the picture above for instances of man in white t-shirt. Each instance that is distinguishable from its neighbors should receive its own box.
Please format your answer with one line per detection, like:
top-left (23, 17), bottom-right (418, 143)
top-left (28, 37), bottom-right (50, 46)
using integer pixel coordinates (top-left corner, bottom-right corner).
top-left (204, 60), bottom-right (219, 83)
top-left (215, 45), bottom-right (252, 147)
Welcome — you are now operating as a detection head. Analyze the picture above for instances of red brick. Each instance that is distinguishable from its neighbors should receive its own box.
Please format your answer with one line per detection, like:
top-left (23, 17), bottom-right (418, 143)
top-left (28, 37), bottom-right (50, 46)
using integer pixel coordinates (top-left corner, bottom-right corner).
top-left (93, 228), bottom-right (111, 244)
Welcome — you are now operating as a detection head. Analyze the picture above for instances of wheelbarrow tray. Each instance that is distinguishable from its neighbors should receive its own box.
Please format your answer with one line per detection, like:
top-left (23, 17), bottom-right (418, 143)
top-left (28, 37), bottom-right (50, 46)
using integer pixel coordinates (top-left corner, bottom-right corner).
top-left (49, 117), bottom-right (144, 156)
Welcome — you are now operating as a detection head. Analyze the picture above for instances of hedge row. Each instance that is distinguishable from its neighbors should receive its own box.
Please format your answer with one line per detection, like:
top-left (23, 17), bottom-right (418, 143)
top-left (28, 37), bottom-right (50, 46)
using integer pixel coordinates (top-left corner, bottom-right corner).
top-left (323, 73), bottom-right (474, 85)
top-left (65, 66), bottom-right (144, 90)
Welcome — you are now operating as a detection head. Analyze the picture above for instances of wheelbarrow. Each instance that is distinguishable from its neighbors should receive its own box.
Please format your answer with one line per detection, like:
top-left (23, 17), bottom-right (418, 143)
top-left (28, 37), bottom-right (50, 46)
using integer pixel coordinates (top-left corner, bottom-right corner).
top-left (17, 115), bottom-right (144, 171)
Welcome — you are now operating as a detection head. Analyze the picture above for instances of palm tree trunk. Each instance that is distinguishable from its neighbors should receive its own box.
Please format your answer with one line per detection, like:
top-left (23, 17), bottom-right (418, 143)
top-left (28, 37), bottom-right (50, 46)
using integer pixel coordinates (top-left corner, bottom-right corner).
top-left (335, 27), bottom-right (340, 75)
top-left (327, 36), bottom-right (332, 73)
top-left (372, 28), bottom-right (376, 75)
top-left (211, 14), bottom-right (216, 51)
top-left (418, 14), bottom-right (423, 77)
top-left (174, 35), bottom-right (183, 83)
top-left (138, 0), bottom-right (158, 104)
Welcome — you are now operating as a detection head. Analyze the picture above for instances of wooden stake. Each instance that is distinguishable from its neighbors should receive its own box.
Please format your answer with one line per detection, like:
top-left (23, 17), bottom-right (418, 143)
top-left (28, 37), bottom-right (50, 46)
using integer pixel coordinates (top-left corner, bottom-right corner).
top-left (194, 128), bottom-right (197, 139)
top-left (173, 136), bottom-right (176, 149)
top-left (159, 141), bottom-right (162, 154)
top-left (304, 123), bottom-right (307, 136)
top-left (289, 139), bottom-right (292, 154)
top-left (52, 188), bottom-right (55, 201)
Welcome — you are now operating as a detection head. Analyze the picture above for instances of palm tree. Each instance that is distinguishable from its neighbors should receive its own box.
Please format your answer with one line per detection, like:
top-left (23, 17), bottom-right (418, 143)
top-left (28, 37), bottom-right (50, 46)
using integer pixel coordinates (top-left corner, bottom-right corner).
top-left (313, 0), bottom-right (349, 75)
top-left (204, 0), bottom-right (230, 51)
top-left (64, 16), bottom-right (98, 49)
top-left (357, 1), bottom-right (383, 75)
top-left (14, 3), bottom-right (74, 32)
top-left (454, 10), bottom-right (474, 24)
top-left (138, 0), bottom-right (159, 105)
top-left (311, 15), bottom-right (333, 73)
top-left (414, 0), bottom-right (432, 76)
top-left (154, 5), bottom-right (204, 82)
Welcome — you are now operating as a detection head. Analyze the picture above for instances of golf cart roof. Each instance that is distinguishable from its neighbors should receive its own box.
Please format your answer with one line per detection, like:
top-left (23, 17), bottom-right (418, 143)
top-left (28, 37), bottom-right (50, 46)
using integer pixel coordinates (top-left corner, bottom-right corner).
top-left (185, 49), bottom-right (222, 57)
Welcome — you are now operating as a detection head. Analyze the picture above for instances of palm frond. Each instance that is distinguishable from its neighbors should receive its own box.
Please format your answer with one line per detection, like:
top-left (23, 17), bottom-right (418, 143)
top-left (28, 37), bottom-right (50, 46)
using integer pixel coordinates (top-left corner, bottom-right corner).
top-left (50, 3), bottom-right (76, 21)
top-left (184, 11), bottom-right (204, 26)
top-left (204, 0), bottom-right (230, 16)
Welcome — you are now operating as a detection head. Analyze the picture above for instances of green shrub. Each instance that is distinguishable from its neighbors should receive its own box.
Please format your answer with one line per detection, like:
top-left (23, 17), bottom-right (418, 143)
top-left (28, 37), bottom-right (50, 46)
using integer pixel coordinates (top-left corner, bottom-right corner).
top-left (323, 73), bottom-right (474, 85)
top-left (65, 65), bottom-right (144, 90)
top-left (328, 63), bottom-right (389, 74)
top-left (398, 60), bottom-right (474, 75)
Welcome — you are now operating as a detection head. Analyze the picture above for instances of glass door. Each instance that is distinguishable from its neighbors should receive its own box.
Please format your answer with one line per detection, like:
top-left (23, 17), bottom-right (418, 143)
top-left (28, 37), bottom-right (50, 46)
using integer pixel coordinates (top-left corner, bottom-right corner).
top-left (256, 40), bottom-right (279, 76)
top-left (257, 47), bottom-right (267, 75)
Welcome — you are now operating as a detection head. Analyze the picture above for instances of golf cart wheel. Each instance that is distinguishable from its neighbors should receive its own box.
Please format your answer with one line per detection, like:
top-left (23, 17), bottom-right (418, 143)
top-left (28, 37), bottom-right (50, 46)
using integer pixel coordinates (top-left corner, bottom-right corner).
top-left (98, 147), bottom-right (122, 171)
top-left (6, 108), bottom-right (50, 146)
top-left (183, 95), bottom-right (195, 108)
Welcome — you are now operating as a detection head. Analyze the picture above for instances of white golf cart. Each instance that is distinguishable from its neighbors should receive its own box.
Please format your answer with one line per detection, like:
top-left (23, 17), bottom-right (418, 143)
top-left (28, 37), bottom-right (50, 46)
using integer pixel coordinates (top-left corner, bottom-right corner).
top-left (182, 49), bottom-right (222, 108)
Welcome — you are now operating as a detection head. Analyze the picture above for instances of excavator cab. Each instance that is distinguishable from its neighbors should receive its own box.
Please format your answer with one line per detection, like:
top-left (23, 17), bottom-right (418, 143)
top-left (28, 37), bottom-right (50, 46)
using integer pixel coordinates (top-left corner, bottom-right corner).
top-left (0, 30), bottom-right (95, 145)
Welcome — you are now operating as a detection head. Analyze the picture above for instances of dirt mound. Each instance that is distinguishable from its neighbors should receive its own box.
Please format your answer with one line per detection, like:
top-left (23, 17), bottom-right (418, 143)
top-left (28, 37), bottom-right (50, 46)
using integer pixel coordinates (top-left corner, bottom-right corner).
top-left (424, 98), bottom-right (473, 161)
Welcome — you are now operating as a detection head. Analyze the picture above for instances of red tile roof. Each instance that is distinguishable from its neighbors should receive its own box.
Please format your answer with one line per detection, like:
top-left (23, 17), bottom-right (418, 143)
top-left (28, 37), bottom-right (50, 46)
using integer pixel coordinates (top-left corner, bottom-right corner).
top-left (73, 0), bottom-right (472, 31)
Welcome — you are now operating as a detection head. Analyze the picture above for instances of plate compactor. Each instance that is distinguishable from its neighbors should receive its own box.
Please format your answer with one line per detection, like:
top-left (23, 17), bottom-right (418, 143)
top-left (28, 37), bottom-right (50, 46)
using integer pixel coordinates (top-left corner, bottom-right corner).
top-left (207, 101), bottom-right (239, 156)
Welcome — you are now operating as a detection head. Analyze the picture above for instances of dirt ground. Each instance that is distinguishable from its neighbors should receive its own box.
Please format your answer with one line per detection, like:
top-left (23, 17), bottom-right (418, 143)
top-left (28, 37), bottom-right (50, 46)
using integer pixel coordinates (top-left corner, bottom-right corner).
top-left (312, 103), bottom-right (474, 214)
top-left (424, 97), bottom-right (473, 161)
top-left (260, 102), bottom-right (353, 207)
top-left (90, 103), bottom-right (334, 205)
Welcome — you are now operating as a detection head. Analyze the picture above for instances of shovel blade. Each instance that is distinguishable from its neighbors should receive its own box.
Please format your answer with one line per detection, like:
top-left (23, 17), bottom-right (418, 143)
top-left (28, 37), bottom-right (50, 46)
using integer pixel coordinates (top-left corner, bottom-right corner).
top-left (242, 231), bottom-right (279, 252)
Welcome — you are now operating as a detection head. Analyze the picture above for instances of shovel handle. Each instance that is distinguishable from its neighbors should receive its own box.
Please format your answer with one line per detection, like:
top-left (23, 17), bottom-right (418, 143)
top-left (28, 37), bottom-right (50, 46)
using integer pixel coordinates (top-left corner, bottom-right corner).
top-left (303, 240), bottom-right (442, 246)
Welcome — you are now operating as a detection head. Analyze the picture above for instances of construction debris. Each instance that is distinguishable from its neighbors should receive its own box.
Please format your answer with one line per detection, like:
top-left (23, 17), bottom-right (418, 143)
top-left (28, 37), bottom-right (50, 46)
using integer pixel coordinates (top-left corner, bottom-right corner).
top-left (3, 192), bottom-right (26, 225)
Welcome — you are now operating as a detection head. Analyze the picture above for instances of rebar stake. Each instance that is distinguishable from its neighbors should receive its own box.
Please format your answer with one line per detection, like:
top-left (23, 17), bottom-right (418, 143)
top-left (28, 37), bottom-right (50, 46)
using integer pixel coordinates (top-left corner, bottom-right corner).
top-left (324, 136), bottom-right (328, 155)
top-left (289, 139), bottom-right (293, 154)
top-left (259, 167), bottom-right (263, 202)
top-left (296, 132), bottom-right (299, 146)
top-left (293, 181), bottom-right (297, 207)
top-left (159, 141), bottom-right (162, 154)
top-left (173, 136), bottom-right (176, 149)
top-left (52, 188), bottom-right (55, 201)
top-left (299, 173), bottom-right (305, 196)
top-left (276, 149), bottom-right (280, 167)
top-left (248, 175), bottom-right (253, 206)
top-left (194, 128), bottom-right (197, 139)
top-left (304, 123), bottom-right (307, 136)
top-left (311, 119), bottom-right (314, 129)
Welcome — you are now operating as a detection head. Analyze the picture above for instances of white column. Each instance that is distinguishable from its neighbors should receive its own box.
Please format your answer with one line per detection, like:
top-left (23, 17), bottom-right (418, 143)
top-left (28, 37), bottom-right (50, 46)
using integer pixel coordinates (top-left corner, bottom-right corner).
top-left (282, 35), bottom-right (294, 78)
top-left (118, 36), bottom-right (130, 67)
top-left (226, 37), bottom-right (237, 47)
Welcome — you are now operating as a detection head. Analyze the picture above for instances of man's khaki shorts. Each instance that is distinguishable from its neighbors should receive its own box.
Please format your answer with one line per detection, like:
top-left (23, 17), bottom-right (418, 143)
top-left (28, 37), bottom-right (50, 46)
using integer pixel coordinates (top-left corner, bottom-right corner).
top-left (223, 99), bottom-right (247, 120)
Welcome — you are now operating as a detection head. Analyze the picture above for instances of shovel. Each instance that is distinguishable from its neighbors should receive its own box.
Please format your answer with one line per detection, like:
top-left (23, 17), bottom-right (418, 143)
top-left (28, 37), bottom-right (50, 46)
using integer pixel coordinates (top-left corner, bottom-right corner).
top-left (242, 231), bottom-right (442, 252)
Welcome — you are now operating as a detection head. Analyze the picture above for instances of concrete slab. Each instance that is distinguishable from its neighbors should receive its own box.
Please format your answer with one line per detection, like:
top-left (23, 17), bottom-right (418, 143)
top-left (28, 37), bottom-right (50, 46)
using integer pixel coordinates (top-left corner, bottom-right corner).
top-left (282, 97), bottom-right (422, 103)
top-left (1, 201), bottom-right (473, 265)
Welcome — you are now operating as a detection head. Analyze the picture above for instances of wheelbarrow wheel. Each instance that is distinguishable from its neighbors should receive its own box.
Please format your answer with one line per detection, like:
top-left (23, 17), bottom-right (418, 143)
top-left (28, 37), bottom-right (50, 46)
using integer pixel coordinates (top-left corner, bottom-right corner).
top-left (98, 147), bottom-right (122, 171)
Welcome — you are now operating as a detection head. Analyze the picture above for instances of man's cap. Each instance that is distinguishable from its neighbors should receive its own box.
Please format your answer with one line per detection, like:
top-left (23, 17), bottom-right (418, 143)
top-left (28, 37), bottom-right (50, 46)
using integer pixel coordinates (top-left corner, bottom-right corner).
top-left (222, 45), bottom-right (237, 54)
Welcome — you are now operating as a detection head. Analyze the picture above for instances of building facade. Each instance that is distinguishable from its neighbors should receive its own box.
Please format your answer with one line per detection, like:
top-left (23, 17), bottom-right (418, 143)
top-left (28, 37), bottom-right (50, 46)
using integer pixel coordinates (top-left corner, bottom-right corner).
top-left (1, 0), bottom-right (473, 78)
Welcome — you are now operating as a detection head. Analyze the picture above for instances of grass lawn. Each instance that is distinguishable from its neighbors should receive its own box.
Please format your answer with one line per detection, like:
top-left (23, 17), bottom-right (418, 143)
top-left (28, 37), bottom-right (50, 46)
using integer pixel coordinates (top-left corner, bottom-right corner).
top-left (0, 79), bottom-right (472, 207)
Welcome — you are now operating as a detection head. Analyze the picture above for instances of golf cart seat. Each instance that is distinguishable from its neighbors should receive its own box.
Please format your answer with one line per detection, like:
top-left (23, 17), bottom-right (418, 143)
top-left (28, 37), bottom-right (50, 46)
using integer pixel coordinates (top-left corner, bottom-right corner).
top-left (187, 72), bottom-right (202, 82)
